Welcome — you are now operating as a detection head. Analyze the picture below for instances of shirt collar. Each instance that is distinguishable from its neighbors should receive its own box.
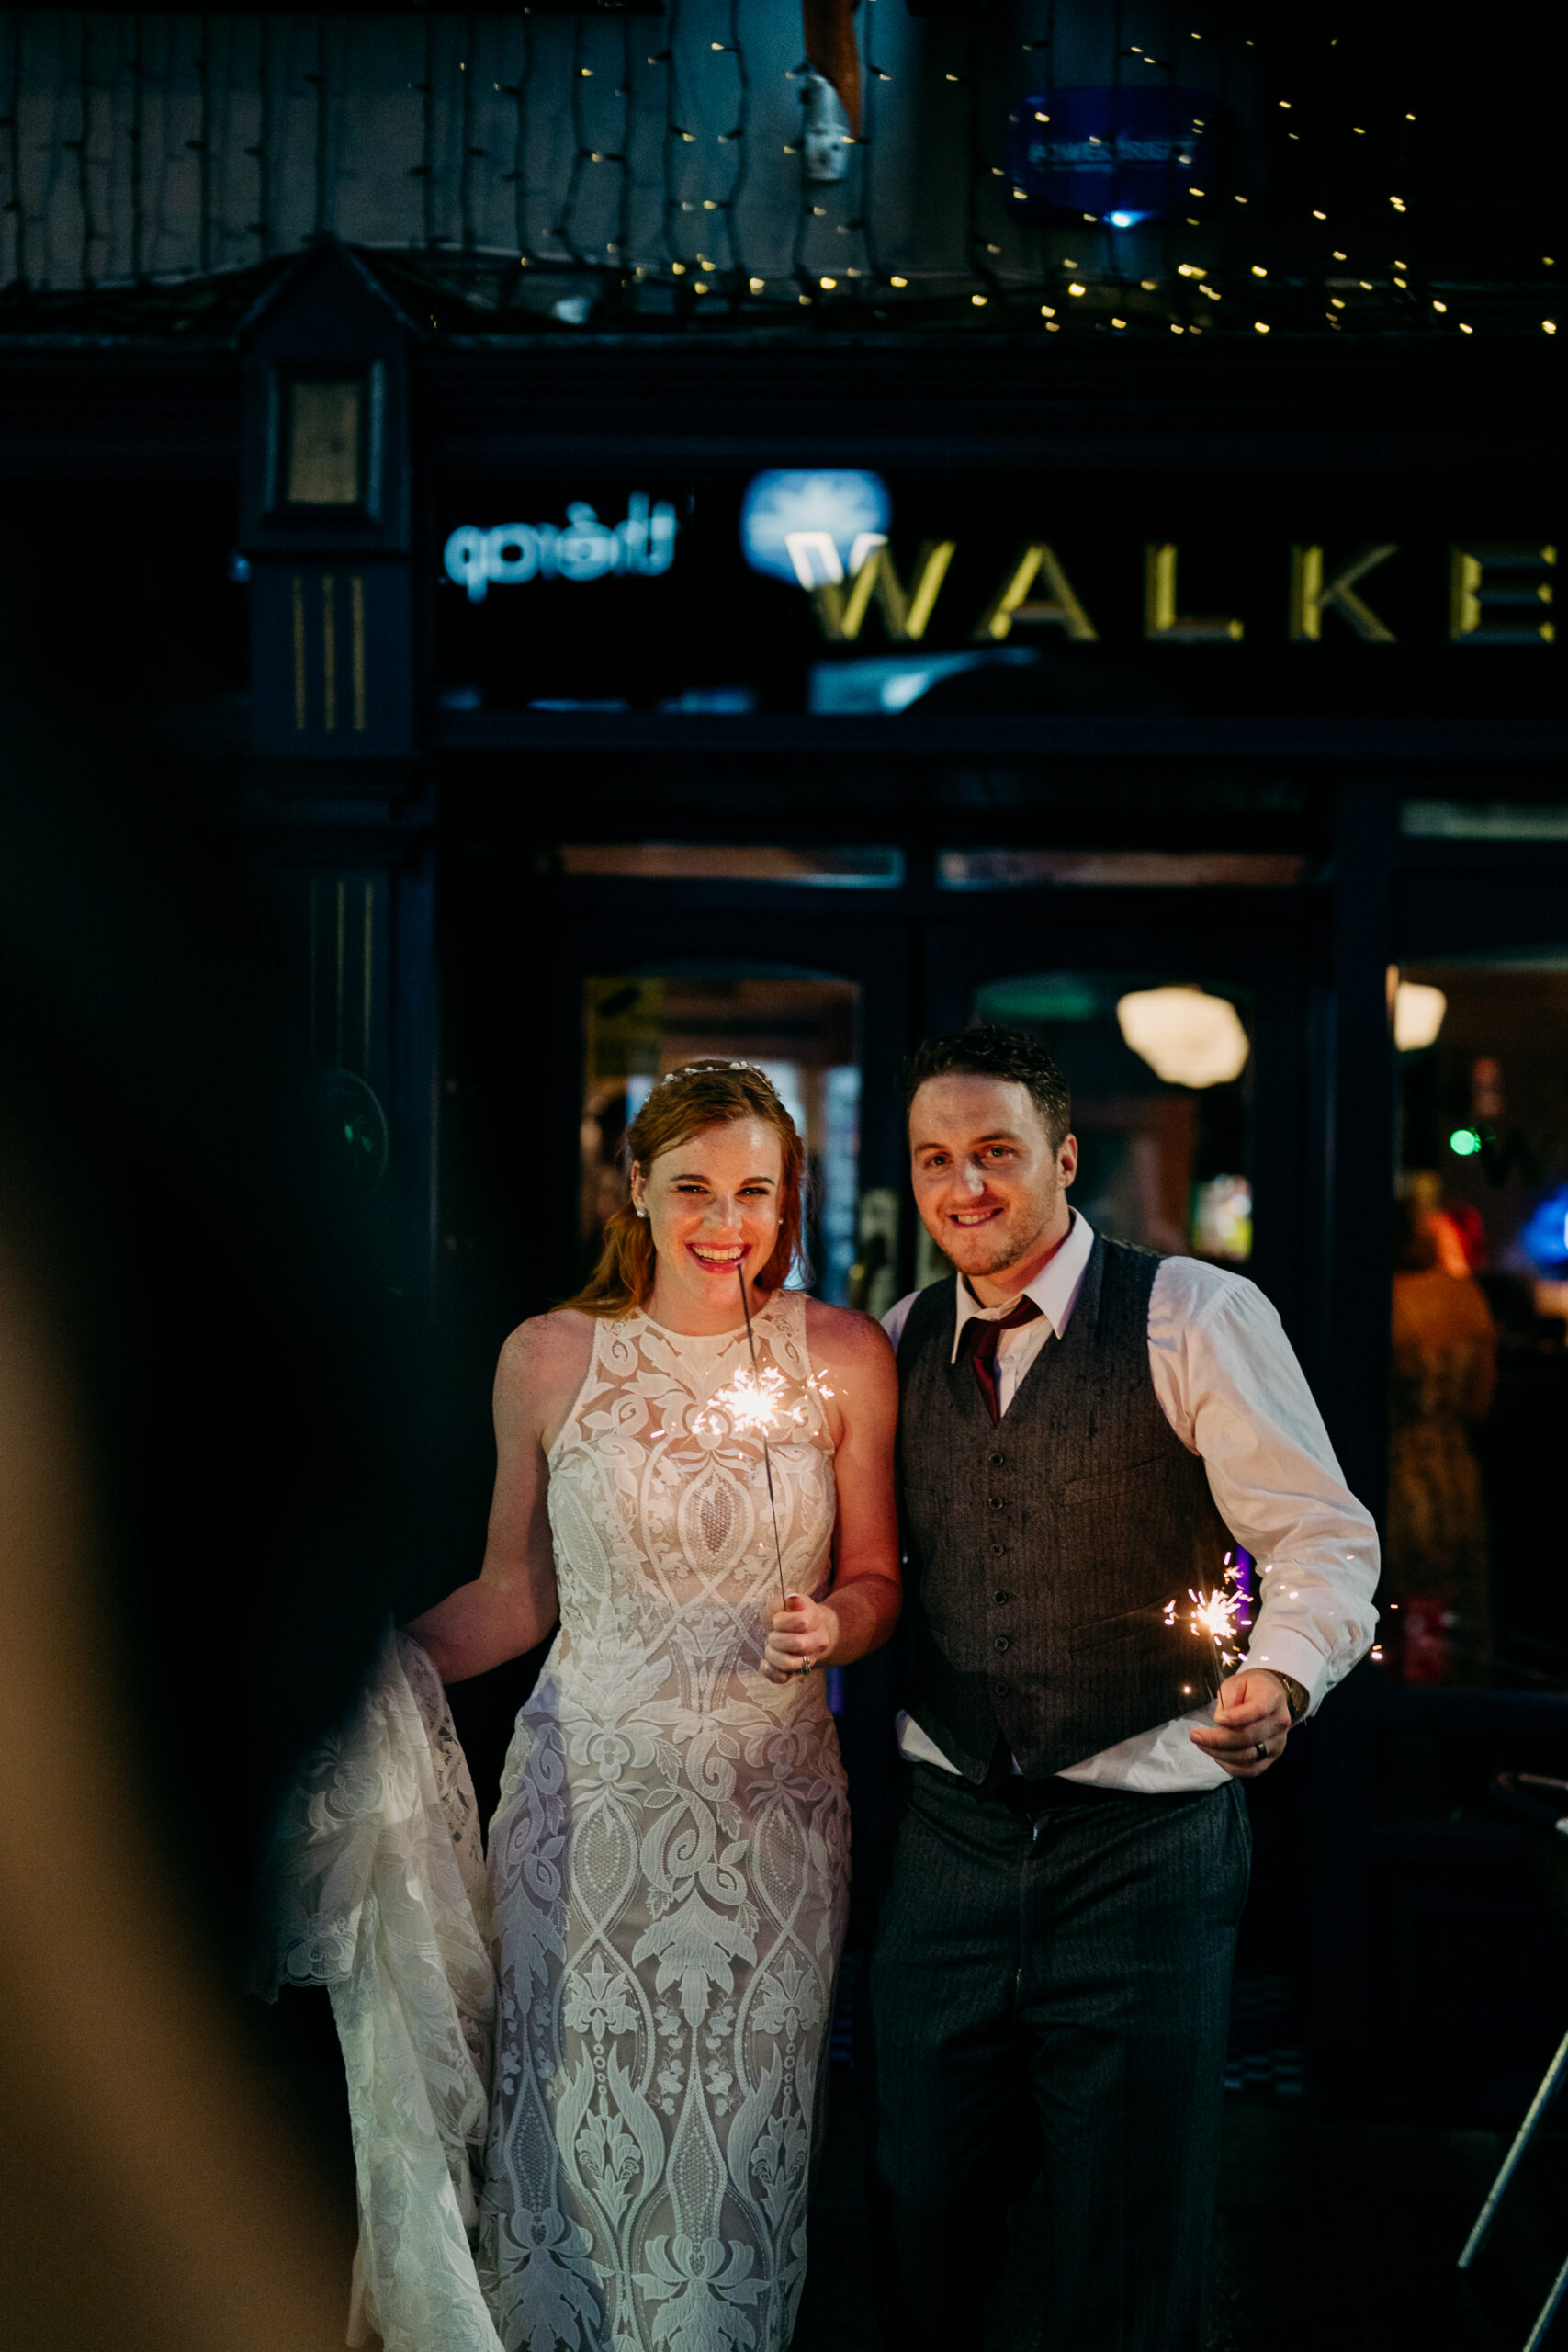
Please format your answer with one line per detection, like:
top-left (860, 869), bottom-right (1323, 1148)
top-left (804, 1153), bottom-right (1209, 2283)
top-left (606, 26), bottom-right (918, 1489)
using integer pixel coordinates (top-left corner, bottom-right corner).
top-left (950, 1208), bottom-right (1097, 1364)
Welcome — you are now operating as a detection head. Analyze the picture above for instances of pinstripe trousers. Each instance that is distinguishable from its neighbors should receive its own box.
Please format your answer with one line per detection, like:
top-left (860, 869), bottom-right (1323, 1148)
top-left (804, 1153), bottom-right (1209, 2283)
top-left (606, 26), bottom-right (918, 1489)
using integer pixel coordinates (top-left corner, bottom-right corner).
top-left (864, 1761), bottom-right (1250, 2352)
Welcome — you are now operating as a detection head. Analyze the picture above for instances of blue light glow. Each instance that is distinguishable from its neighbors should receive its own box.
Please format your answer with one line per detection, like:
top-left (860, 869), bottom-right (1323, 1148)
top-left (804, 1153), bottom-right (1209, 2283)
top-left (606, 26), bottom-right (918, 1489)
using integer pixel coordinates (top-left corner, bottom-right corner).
top-left (1006, 90), bottom-right (1211, 224)
top-left (808, 649), bottom-right (1035, 713)
top-left (1520, 1187), bottom-right (1568, 1271)
top-left (739, 469), bottom-right (892, 586)
top-left (444, 495), bottom-right (676, 602)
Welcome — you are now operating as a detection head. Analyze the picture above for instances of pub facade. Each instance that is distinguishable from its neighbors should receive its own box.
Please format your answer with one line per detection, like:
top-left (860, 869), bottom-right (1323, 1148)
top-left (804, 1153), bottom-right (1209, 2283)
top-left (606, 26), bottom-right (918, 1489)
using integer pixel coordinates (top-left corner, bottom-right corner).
top-left (4, 0), bottom-right (1567, 2127)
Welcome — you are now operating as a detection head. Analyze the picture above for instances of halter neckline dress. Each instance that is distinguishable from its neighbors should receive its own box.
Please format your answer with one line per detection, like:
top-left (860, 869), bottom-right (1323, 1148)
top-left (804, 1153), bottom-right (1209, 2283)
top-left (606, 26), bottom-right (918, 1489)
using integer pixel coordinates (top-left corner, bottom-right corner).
top-left (479, 1287), bottom-right (850, 2352)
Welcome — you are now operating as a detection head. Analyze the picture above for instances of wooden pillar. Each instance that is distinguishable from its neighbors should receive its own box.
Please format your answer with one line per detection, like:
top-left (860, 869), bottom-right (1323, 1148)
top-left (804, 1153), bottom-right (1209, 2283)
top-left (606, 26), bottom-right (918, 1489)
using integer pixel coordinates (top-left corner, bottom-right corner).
top-left (236, 242), bottom-right (435, 1309)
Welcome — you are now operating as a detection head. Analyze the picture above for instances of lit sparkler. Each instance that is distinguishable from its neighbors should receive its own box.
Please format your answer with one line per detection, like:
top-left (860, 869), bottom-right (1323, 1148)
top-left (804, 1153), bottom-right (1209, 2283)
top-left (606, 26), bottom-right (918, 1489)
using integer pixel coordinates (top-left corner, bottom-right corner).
top-left (736, 1272), bottom-right (786, 1613)
top-left (694, 1272), bottom-right (834, 1649)
top-left (703, 1362), bottom-right (805, 1442)
top-left (1167, 1552), bottom-right (1253, 1702)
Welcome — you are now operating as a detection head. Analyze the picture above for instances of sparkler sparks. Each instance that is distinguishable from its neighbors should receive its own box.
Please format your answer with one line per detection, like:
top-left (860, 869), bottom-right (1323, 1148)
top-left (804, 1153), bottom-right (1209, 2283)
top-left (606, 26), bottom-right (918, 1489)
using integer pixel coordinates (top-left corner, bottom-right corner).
top-left (1188, 1582), bottom-right (1247, 1657)
top-left (699, 1362), bottom-right (816, 1441)
top-left (691, 1271), bottom-right (834, 1640)
top-left (1168, 1553), bottom-right (1253, 1700)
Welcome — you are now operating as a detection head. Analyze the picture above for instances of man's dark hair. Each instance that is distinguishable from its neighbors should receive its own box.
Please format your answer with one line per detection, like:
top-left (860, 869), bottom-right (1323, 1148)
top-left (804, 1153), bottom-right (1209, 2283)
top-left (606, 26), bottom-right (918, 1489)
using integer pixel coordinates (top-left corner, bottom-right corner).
top-left (903, 1026), bottom-right (1072, 1149)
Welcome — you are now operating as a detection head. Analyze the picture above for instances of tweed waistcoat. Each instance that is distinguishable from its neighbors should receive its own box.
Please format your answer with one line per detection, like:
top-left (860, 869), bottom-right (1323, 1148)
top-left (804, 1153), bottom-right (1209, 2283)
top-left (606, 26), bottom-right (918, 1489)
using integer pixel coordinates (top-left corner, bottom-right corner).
top-left (896, 1234), bottom-right (1234, 1781)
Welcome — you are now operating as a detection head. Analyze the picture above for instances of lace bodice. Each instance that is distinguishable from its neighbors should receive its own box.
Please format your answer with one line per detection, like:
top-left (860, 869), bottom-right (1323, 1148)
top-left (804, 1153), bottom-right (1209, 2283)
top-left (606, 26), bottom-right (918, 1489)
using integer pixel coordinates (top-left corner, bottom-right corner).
top-left (535, 1289), bottom-right (838, 1724)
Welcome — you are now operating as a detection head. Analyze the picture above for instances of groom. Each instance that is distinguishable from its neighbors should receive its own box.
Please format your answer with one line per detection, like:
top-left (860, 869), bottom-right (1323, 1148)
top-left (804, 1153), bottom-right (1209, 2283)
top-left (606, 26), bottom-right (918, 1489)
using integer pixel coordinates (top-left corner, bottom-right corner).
top-left (866, 1027), bottom-right (1378, 2352)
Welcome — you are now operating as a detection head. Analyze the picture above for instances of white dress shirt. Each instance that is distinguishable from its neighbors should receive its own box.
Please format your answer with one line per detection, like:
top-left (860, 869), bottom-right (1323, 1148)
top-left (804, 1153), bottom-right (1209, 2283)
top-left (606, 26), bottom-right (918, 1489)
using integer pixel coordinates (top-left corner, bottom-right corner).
top-left (882, 1211), bottom-right (1380, 1792)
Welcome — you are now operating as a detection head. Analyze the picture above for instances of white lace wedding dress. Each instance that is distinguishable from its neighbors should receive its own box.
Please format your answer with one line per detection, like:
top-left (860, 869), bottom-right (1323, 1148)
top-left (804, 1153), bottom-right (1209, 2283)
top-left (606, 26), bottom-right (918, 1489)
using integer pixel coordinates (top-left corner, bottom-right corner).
top-left (259, 1288), bottom-right (849, 2352)
top-left (479, 1289), bottom-right (850, 2352)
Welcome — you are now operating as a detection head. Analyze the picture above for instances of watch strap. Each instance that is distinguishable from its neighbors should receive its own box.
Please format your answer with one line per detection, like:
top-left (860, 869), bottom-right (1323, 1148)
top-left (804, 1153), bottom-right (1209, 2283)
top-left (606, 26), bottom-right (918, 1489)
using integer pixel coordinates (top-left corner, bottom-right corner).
top-left (1276, 1672), bottom-right (1308, 1722)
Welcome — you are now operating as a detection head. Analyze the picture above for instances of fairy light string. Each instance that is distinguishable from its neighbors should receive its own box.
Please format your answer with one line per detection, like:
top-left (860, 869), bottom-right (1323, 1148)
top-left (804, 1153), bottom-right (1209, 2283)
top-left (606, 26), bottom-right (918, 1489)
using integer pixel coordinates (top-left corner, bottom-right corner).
top-left (850, 0), bottom-right (884, 305)
top-left (551, 9), bottom-right (595, 270)
top-left (716, 0), bottom-right (753, 309)
top-left (0, 6), bottom-right (1555, 338)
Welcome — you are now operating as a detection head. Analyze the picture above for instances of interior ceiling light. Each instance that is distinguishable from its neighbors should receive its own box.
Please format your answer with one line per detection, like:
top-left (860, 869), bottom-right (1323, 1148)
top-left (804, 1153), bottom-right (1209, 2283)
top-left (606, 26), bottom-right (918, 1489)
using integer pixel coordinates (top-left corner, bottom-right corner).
top-left (1116, 987), bottom-right (1250, 1087)
top-left (1393, 981), bottom-right (1447, 1051)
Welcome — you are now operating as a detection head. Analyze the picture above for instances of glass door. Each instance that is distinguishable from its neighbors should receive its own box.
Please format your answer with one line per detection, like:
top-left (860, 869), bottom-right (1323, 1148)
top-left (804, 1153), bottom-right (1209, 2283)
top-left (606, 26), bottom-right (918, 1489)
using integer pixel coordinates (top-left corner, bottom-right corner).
top-left (1389, 955), bottom-right (1568, 1688)
top-left (1321, 808), bottom-right (1568, 2125)
top-left (520, 847), bottom-right (914, 1323)
top-left (919, 864), bottom-right (1321, 1355)
top-left (960, 967), bottom-right (1255, 1265)
top-left (581, 968), bottom-right (862, 1300)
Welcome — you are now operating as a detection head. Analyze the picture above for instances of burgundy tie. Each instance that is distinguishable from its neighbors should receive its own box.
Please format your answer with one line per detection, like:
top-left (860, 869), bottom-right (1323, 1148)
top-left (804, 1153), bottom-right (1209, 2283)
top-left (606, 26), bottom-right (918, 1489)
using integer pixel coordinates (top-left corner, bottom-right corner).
top-left (966, 1297), bottom-right (1043, 1423)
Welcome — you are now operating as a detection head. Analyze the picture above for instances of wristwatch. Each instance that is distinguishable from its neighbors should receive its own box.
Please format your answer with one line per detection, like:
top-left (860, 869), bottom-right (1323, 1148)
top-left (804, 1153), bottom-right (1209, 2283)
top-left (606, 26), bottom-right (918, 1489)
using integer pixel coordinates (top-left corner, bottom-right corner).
top-left (1274, 1673), bottom-right (1308, 1723)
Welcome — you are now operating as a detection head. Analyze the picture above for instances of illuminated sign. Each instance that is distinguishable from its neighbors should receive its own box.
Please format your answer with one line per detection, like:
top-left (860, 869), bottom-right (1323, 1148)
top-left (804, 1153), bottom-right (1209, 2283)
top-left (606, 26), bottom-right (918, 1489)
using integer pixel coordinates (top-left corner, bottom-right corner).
top-left (444, 493), bottom-right (678, 603)
top-left (1005, 88), bottom-right (1216, 225)
top-left (739, 469), bottom-right (892, 586)
top-left (798, 539), bottom-right (1559, 647)
top-left (433, 465), bottom-right (1565, 726)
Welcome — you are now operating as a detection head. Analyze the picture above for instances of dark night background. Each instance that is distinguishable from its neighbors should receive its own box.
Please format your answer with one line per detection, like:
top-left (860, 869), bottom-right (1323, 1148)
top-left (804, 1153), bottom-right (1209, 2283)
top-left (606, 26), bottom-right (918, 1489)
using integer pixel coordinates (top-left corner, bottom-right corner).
top-left (5, 4), bottom-right (1568, 2348)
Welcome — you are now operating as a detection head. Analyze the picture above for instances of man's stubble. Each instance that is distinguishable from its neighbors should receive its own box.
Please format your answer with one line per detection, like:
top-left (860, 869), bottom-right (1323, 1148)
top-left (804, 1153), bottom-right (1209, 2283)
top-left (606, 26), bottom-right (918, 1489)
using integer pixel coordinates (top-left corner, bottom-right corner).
top-left (942, 1182), bottom-right (1059, 1285)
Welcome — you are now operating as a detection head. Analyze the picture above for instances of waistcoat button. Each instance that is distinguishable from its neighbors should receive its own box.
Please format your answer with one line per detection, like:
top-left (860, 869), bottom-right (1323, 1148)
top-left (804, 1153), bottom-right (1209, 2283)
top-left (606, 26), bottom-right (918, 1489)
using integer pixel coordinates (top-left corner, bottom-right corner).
top-left (989, 1452), bottom-right (1006, 1468)
top-left (993, 1590), bottom-right (1011, 1606)
top-left (991, 1542), bottom-right (1006, 1557)
top-left (988, 1496), bottom-right (1003, 1510)
top-left (994, 1635), bottom-right (1012, 1654)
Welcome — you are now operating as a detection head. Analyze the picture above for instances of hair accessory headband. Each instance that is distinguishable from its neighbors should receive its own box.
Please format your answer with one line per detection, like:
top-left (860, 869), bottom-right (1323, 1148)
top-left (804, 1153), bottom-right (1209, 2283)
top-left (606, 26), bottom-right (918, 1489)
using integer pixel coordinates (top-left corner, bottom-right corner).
top-left (652, 1060), bottom-right (778, 1092)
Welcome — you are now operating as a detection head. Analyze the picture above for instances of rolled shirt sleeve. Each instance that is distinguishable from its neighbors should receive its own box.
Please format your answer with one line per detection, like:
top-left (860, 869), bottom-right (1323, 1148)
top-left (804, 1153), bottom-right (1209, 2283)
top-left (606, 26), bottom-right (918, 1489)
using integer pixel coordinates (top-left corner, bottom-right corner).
top-left (1147, 1261), bottom-right (1380, 1709)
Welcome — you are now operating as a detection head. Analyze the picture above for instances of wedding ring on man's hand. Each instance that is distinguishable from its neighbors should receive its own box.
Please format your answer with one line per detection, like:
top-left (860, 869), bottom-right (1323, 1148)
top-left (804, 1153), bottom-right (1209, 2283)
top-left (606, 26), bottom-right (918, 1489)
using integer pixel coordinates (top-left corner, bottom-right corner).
top-left (1254, 1741), bottom-right (1269, 1762)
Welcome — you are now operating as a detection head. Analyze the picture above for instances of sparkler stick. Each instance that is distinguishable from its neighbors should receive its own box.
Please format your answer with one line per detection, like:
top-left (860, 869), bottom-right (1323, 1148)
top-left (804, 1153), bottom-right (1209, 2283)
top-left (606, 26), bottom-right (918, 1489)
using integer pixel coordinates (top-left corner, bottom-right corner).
top-left (737, 1265), bottom-right (790, 1614)
top-left (1165, 1555), bottom-right (1252, 1704)
top-left (699, 1271), bottom-right (834, 1667)
top-left (1190, 1585), bottom-right (1244, 1702)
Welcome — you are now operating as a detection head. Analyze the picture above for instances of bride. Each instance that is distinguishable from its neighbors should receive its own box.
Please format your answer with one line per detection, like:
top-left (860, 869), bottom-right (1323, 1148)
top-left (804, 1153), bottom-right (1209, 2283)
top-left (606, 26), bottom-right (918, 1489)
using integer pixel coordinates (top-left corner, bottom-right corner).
top-left (405, 1059), bottom-right (900, 2352)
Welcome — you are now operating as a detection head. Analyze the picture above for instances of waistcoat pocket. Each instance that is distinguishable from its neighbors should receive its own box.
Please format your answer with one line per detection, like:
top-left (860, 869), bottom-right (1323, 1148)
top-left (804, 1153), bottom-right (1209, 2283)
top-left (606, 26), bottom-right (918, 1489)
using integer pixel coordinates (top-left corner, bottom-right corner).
top-left (1066, 1598), bottom-right (1177, 1651)
top-left (1060, 1451), bottom-right (1174, 1506)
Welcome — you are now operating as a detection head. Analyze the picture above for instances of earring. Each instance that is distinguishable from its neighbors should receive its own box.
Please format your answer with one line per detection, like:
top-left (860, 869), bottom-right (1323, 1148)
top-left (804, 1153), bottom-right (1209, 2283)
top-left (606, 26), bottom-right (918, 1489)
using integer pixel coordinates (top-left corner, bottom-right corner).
top-left (635, 1203), bottom-right (648, 1218)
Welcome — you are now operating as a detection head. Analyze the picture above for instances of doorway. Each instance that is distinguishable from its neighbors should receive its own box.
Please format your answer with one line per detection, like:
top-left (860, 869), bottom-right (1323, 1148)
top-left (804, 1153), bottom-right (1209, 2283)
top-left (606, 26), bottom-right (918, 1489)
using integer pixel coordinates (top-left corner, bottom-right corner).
top-left (580, 969), bottom-right (862, 1301)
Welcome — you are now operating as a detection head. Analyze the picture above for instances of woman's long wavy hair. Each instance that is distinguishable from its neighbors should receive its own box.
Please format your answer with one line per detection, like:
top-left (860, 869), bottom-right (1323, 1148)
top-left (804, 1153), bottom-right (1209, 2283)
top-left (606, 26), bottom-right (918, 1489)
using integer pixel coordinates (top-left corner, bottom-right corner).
top-left (561, 1062), bottom-right (807, 1318)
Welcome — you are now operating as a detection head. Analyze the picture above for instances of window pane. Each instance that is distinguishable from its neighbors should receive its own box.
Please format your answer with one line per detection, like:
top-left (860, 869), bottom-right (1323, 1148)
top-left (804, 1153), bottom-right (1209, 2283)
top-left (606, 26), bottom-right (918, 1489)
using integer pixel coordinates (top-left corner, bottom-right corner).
top-left (1401, 802), bottom-right (1568, 841)
top-left (557, 844), bottom-right (902, 887)
top-left (581, 972), bottom-right (862, 1302)
top-left (286, 379), bottom-right (362, 507)
top-left (954, 972), bottom-right (1253, 1268)
top-left (940, 849), bottom-right (1305, 889)
top-left (1390, 957), bottom-right (1568, 1687)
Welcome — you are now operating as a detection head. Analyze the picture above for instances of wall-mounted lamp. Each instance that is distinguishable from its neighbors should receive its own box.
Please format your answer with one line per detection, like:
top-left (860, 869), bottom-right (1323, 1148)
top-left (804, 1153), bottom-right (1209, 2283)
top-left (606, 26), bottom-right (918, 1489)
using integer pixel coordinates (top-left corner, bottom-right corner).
top-left (1116, 985), bottom-right (1250, 1087)
top-left (1393, 979), bottom-right (1447, 1051)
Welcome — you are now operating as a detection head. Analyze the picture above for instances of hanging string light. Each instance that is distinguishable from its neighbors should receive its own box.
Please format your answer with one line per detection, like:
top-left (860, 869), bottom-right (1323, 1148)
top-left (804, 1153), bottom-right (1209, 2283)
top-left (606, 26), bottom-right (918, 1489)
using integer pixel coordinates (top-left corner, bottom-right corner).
top-left (2, 5), bottom-right (1558, 341)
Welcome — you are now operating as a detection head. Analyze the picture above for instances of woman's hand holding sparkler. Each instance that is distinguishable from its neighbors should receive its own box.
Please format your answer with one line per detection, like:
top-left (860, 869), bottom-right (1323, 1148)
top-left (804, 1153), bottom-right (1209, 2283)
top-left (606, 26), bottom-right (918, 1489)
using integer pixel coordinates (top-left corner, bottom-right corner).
top-left (763, 1591), bottom-right (840, 1682)
top-left (1188, 1668), bottom-right (1295, 1778)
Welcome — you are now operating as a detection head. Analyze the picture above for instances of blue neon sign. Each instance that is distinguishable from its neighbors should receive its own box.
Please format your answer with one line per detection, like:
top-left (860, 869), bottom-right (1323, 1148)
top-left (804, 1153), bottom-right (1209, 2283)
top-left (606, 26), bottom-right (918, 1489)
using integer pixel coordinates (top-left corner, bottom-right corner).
top-left (444, 493), bottom-right (678, 603)
top-left (1005, 87), bottom-right (1214, 223)
top-left (739, 469), bottom-right (893, 587)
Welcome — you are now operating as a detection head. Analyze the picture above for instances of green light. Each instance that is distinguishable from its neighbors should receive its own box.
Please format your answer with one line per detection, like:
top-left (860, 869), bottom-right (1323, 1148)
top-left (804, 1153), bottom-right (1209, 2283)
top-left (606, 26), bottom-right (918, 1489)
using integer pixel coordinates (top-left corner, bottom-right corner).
top-left (1449, 1126), bottom-right (1483, 1158)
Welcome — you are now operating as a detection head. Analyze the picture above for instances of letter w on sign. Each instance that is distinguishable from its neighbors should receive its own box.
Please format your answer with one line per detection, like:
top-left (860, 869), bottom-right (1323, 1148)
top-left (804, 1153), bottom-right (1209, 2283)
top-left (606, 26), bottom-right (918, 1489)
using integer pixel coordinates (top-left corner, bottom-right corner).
top-left (811, 541), bottom-right (956, 642)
